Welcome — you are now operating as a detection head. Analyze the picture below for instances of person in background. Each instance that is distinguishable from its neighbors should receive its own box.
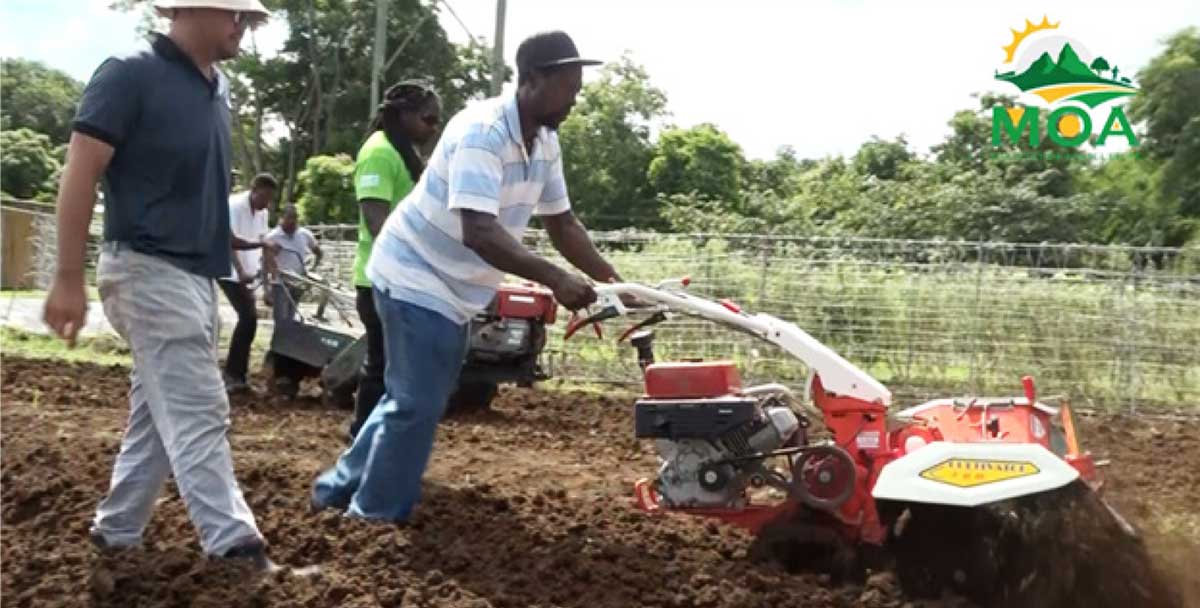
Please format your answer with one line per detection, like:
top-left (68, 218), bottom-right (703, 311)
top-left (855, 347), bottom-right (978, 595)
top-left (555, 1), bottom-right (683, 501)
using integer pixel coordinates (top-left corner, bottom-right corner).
top-left (219, 172), bottom-right (276, 393)
top-left (348, 79), bottom-right (442, 441)
top-left (42, 0), bottom-right (278, 571)
top-left (263, 204), bottom-right (322, 282)
top-left (262, 203), bottom-right (323, 397)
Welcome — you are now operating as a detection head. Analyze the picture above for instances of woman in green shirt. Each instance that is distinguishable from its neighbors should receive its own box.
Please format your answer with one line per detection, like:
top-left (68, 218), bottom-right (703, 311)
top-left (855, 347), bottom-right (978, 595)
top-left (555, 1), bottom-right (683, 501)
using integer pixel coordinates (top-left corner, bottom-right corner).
top-left (350, 80), bottom-right (442, 439)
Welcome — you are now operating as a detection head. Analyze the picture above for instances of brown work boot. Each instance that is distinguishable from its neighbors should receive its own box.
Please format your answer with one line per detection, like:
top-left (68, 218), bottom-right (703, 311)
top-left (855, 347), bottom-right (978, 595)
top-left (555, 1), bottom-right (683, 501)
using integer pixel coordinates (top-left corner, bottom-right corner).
top-left (217, 541), bottom-right (281, 573)
top-left (89, 529), bottom-right (134, 554)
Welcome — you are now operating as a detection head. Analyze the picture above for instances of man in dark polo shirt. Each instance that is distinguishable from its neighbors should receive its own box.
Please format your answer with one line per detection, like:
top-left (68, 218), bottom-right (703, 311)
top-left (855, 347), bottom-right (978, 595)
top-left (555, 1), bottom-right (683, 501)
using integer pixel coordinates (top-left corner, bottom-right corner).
top-left (43, 0), bottom-right (277, 570)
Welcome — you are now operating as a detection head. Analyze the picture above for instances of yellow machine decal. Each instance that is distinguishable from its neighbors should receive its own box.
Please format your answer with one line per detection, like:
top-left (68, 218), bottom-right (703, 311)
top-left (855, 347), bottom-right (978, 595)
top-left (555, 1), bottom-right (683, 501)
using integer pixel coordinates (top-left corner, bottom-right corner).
top-left (919, 458), bottom-right (1040, 488)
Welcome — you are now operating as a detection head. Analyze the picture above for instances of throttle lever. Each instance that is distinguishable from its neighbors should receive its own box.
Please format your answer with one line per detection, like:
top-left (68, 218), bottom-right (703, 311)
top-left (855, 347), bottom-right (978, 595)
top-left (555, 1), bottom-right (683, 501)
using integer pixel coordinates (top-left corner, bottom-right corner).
top-left (564, 306), bottom-right (621, 340)
top-left (618, 311), bottom-right (670, 343)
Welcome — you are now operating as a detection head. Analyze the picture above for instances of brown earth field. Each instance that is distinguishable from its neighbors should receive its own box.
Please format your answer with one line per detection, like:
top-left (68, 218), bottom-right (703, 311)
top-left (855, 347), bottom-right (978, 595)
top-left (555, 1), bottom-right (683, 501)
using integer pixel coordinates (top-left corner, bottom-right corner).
top-left (2, 356), bottom-right (1198, 608)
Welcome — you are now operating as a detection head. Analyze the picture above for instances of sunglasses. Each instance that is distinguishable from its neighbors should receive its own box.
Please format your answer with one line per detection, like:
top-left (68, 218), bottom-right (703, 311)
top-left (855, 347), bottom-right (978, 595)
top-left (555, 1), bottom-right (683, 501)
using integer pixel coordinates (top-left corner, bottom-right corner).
top-left (420, 115), bottom-right (441, 127)
top-left (232, 11), bottom-right (265, 30)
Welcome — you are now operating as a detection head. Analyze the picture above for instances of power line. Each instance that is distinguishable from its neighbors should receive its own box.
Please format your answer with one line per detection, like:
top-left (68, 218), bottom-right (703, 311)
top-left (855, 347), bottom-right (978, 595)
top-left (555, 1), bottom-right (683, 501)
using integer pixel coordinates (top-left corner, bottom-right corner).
top-left (384, 12), bottom-right (436, 72)
top-left (437, 0), bottom-right (478, 46)
top-left (370, 0), bottom-right (389, 120)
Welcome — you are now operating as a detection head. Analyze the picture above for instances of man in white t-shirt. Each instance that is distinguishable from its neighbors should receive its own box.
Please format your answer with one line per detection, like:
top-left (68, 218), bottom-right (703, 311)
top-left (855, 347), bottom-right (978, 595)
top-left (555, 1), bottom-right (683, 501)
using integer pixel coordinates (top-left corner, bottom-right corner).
top-left (312, 31), bottom-right (622, 523)
top-left (262, 203), bottom-right (323, 398)
top-left (262, 206), bottom-right (320, 331)
top-left (218, 173), bottom-right (276, 393)
top-left (263, 204), bottom-right (322, 279)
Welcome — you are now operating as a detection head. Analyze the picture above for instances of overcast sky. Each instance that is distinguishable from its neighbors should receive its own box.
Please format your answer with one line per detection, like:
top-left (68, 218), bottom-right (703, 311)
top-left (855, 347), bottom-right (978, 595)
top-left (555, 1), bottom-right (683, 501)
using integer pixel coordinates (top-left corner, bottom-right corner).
top-left (3, 0), bottom-right (1196, 160)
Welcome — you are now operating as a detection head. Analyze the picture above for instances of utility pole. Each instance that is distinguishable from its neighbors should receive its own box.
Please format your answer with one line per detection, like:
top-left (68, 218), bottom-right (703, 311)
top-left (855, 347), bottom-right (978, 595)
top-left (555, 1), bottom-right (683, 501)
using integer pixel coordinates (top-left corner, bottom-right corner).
top-left (489, 0), bottom-right (506, 96)
top-left (370, 0), bottom-right (390, 120)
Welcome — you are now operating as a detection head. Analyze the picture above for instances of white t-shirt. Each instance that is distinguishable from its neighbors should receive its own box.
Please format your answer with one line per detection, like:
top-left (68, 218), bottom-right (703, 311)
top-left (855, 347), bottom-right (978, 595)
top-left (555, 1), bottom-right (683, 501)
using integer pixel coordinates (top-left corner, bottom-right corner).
top-left (267, 226), bottom-right (318, 275)
top-left (366, 94), bottom-right (571, 324)
top-left (223, 191), bottom-right (269, 282)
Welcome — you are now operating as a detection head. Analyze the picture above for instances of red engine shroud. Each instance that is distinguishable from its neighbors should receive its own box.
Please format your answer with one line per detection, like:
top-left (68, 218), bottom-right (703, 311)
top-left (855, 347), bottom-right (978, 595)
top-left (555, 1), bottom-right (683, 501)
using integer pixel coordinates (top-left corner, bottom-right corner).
top-left (494, 284), bottom-right (557, 324)
top-left (643, 361), bottom-right (742, 399)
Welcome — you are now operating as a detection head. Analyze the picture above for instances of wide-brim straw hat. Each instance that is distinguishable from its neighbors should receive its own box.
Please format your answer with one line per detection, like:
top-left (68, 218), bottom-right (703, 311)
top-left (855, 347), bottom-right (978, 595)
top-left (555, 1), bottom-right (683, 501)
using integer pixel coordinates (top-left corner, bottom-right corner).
top-left (153, 0), bottom-right (270, 21)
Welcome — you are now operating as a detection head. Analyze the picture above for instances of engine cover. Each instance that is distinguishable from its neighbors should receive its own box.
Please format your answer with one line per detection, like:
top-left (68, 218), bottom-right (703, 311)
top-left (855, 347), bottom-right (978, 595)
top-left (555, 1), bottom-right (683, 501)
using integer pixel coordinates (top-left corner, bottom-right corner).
top-left (640, 394), bottom-right (801, 508)
top-left (494, 284), bottom-right (557, 324)
top-left (635, 398), bottom-right (758, 440)
top-left (655, 439), bottom-right (744, 508)
top-left (643, 361), bottom-right (742, 399)
top-left (466, 318), bottom-right (542, 363)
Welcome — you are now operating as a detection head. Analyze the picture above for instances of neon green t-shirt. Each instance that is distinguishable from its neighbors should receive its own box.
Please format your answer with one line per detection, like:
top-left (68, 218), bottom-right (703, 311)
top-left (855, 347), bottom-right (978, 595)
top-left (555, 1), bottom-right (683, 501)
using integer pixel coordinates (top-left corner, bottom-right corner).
top-left (352, 131), bottom-right (414, 288)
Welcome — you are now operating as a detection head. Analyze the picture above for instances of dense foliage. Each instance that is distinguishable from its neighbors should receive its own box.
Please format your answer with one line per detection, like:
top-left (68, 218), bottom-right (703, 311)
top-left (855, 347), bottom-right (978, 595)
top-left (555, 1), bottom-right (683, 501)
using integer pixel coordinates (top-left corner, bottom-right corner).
top-left (3, 6), bottom-right (1196, 246)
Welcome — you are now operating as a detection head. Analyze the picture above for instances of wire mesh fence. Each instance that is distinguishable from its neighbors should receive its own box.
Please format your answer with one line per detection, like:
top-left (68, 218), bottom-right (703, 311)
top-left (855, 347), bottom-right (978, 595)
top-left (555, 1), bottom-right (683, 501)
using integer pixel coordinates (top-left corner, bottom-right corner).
top-left (15, 205), bottom-right (1200, 412)
top-left (303, 226), bottom-right (1200, 412)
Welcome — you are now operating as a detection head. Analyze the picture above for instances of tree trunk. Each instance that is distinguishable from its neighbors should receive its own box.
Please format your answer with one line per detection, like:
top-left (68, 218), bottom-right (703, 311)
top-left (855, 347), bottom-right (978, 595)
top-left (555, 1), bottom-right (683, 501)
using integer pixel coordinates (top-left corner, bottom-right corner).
top-left (230, 93), bottom-right (256, 186)
top-left (284, 78), bottom-right (317, 204)
top-left (310, 63), bottom-right (323, 155)
top-left (252, 103), bottom-right (264, 174)
top-left (283, 126), bottom-right (298, 206)
top-left (305, 0), bottom-right (323, 156)
top-left (325, 45), bottom-right (342, 152)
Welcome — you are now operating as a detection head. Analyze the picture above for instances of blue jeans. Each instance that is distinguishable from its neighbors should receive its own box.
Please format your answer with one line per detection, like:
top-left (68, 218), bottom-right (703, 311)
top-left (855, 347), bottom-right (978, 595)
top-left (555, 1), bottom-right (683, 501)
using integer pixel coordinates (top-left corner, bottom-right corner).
top-left (312, 288), bottom-right (468, 521)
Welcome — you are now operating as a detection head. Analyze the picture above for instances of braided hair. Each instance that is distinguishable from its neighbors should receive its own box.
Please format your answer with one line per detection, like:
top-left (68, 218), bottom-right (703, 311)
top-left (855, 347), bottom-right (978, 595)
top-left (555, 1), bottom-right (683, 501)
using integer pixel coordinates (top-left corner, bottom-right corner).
top-left (370, 79), bottom-right (441, 182)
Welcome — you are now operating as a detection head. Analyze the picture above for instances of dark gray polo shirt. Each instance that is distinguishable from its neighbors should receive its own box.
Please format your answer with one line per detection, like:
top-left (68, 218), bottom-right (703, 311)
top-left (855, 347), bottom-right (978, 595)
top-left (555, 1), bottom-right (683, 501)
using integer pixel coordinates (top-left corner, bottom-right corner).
top-left (74, 33), bottom-right (232, 278)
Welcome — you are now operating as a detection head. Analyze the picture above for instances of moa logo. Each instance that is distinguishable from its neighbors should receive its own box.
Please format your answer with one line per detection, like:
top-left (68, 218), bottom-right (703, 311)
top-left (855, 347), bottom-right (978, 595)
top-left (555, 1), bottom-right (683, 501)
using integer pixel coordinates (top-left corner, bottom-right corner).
top-left (992, 17), bottom-right (1138, 149)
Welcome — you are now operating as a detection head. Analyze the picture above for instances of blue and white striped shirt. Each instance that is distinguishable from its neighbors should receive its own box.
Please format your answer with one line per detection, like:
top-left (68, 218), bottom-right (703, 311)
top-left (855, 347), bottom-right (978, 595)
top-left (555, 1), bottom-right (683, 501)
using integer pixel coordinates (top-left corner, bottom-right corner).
top-left (366, 94), bottom-right (571, 324)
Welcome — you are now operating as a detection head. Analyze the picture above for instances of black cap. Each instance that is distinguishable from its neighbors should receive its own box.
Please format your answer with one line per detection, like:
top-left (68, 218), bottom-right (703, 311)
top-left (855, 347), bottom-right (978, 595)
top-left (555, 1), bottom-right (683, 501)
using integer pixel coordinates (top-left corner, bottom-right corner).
top-left (515, 31), bottom-right (601, 74)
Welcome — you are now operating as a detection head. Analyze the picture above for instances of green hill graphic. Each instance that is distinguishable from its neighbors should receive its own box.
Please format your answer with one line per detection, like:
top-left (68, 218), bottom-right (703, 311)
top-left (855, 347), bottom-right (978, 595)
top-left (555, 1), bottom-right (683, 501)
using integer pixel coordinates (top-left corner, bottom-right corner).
top-left (995, 42), bottom-right (1136, 107)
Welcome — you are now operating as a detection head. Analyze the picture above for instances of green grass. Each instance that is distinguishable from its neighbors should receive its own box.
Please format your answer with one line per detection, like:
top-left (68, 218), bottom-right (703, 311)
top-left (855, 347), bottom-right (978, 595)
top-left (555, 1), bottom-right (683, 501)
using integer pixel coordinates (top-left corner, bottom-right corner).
top-left (1, 323), bottom-right (275, 372)
top-left (1, 326), bottom-right (131, 366)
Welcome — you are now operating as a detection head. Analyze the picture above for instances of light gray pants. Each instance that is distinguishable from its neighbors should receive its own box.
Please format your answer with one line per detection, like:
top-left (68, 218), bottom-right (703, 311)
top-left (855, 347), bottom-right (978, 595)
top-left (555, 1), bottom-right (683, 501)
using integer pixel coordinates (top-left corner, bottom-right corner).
top-left (91, 245), bottom-right (262, 556)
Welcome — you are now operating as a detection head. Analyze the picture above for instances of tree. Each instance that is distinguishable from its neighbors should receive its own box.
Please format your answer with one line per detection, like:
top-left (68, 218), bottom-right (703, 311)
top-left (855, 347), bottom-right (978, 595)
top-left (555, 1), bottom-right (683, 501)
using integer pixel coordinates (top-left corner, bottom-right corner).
top-left (852, 135), bottom-right (915, 181)
top-left (0, 59), bottom-right (84, 144)
top-left (743, 146), bottom-right (811, 198)
top-left (1078, 154), bottom-right (1175, 245)
top-left (556, 54), bottom-right (668, 230)
top-left (933, 92), bottom-right (1079, 198)
top-left (252, 0), bottom-right (494, 193)
top-left (0, 129), bottom-right (61, 201)
top-left (1090, 56), bottom-right (1110, 78)
top-left (1128, 26), bottom-right (1200, 245)
top-left (660, 189), bottom-right (815, 235)
top-left (294, 154), bottom-right (355, 224)
top-left (108, 0), bottom-right (497, 201)
top-left (647, 123), bottom-right (745, 209)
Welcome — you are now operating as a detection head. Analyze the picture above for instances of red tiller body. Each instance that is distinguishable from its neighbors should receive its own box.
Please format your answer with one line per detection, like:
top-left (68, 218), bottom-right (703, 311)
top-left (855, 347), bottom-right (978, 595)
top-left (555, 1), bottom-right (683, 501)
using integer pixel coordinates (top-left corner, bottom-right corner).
top-left (643, 360), bottom-right (743, 399)
top-left (494, 284), bottom-right (557, 324)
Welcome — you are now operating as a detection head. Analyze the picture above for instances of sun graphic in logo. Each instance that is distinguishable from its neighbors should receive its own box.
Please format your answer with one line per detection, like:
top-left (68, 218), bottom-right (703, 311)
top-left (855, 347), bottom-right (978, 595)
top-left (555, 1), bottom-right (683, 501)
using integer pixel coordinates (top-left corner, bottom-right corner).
top-left (994, 16), bottom-right (1137, 109)
top-left (1002, 16), bottom-right (1060, 63)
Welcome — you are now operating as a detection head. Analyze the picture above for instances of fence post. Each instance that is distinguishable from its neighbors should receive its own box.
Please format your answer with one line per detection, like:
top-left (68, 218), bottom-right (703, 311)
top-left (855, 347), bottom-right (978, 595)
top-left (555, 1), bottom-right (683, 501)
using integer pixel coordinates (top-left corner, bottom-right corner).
top-left (967, 242), bottom-right (987, 395)
top-left (757, 239), bottom-right (770, 310)
top-left (1125, 251), bottom-right (1142, 415)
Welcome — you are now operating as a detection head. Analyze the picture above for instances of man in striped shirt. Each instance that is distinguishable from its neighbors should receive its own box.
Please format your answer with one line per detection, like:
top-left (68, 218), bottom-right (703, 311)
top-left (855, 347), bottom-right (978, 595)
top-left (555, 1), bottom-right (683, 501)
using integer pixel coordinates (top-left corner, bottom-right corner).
top-left (312, 31), bottom-right (624, 522)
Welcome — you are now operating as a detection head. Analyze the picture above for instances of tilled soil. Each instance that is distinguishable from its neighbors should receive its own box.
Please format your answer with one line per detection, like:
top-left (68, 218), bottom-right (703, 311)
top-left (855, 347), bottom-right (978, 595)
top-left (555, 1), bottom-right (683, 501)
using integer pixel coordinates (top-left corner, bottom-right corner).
top-left (2, 357), bottom-right (1197, 608)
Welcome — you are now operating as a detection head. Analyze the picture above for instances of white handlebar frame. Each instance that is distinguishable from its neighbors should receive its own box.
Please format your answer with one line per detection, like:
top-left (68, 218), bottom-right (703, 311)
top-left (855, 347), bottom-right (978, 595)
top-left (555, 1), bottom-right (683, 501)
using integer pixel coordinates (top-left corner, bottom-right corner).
top-left (590, 281), bottom-right (893, 406)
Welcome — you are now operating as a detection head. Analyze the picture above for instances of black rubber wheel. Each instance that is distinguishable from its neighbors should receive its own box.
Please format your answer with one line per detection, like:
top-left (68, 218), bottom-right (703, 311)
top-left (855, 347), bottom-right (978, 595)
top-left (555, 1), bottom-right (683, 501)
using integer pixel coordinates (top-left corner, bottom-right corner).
top-left (445, 381), bottom-right (498, 415)
top-left (323, 380), bottom-right (357, 410)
